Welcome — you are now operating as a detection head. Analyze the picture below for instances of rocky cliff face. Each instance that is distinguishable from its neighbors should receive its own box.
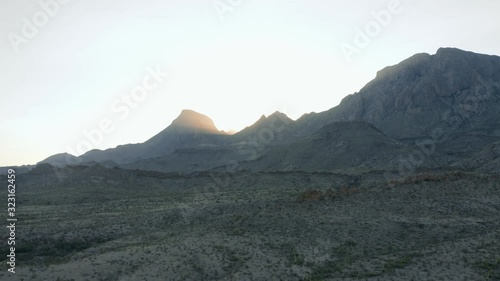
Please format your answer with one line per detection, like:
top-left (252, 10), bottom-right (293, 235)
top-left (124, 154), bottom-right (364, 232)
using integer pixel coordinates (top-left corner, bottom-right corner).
top-left (296, 48), bottom-right (500, 140)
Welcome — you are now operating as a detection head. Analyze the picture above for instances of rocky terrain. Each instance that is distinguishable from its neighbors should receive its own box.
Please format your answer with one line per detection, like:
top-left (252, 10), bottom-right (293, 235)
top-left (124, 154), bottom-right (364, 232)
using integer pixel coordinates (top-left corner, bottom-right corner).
top-left (295, 48), bottom-right (500, 140)
top-left (1, 166), bottom-right (499, 280)
top-left (1, 48), bottom-right (499, 280)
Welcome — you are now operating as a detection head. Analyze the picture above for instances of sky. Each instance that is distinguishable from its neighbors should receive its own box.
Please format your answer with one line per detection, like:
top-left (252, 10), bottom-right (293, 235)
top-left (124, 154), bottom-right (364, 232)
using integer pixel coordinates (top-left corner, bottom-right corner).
top-left (1, 0), bottom-right (500, 166)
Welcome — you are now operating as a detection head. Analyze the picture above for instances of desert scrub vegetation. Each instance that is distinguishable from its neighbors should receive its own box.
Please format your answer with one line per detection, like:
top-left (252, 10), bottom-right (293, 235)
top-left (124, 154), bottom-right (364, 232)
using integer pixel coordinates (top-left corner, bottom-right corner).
top-left (279, 243), bottom-right (305, 266)
top-left (305, 240), bottom-right (362, 280)
top-left (382, 253), bottom-right (417, 274)
top-left (473, 256), bottom-right (500, 280)
top-left (298, 186), bottom-right (359, 202)
top-left (15, 236), bottom-right (113, 266)
top-left (387, 171), bottom-right (500, 186)
top-left (3, 169), bottom-right (500, 280)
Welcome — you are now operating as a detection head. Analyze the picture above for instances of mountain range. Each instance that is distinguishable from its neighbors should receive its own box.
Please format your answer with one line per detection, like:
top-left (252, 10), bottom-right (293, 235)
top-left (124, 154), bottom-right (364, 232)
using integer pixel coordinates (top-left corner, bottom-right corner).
top-left (14, 48), bottom-right (500, 175)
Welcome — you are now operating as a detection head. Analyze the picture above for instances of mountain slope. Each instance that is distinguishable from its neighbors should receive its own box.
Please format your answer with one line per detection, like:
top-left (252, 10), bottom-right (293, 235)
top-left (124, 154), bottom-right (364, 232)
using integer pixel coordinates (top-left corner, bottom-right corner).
top-left (38, 153), bottom-right (80, 167)
top-left (236, 121), bottom-right (426, 172)
top-left (452, 140), bottom-right (500, 173)
top-left (35, 48), bottom-right (500, 174)
top-left (78, 110), bottom-right (228, 165)
top-left (146, 109), bottom-right (224, 143)
top-left (295, 48), bottom-right (500, 140)
top-left (232, 111), bottom-right (293, 143)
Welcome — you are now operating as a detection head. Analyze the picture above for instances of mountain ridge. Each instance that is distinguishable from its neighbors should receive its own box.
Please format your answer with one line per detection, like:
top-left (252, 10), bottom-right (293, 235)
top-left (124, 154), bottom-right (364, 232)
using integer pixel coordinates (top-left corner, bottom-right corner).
top-left (293, 47), bottom-right (500, 141)
top-left (15, 47), bottom-right (500, 175)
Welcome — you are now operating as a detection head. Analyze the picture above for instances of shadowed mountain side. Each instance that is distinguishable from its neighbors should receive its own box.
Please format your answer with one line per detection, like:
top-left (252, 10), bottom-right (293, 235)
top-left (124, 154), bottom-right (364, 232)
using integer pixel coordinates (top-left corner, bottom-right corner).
top-left (122, 144), bottom-right (257, 173)
top-left (232, 112), bottom-right (294, 142)
top-left (0, 165), bottom-right (34, 175)
top-left (452, 140), bottom-right (500, 173)
top-left (145, 109), bottom-right (226, 145)
top-left (166, 109), bottom-right (221, 133)
top-left (77, 111), bottom-right (292, 167)
top-left (24, 48), bottom-right (500, 175)
top-left (294, 48), bottom-right (500, 141)
top-left (236, 121), bottom-right (438, 172)
top-left (432, 132), bottom-right (500, 166)
top-left (122, 122), bottom-right (434, 173)
top-left (119, 112), bottom-right (294, 173)
top-left (76, 110), bottom-right (229, 165)
top-left (38, 153), bottom-right (83, 167)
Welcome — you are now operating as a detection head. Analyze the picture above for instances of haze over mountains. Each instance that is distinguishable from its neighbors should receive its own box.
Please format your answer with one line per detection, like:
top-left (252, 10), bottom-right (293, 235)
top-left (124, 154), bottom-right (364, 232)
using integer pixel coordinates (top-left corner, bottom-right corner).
top-left (21, 48), bottom-right (499, 175)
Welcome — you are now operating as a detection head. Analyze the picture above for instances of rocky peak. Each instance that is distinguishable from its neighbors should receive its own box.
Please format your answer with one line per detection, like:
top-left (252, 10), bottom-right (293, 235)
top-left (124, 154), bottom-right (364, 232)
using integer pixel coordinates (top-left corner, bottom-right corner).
top-left (251, 111), bottom-right (291, 129)
top-left (234, 111), bottom-right (292, 139)
top-left (296, 48), bottom-right (500, 140)
top-left (169, 109), bottom-right (221, 134)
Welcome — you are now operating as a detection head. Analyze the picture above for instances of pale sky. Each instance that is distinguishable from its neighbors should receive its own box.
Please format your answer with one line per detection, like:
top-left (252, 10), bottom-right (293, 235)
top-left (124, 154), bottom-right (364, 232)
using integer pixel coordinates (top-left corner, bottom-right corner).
top-left (1, 0), bottom-right (500, 166)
